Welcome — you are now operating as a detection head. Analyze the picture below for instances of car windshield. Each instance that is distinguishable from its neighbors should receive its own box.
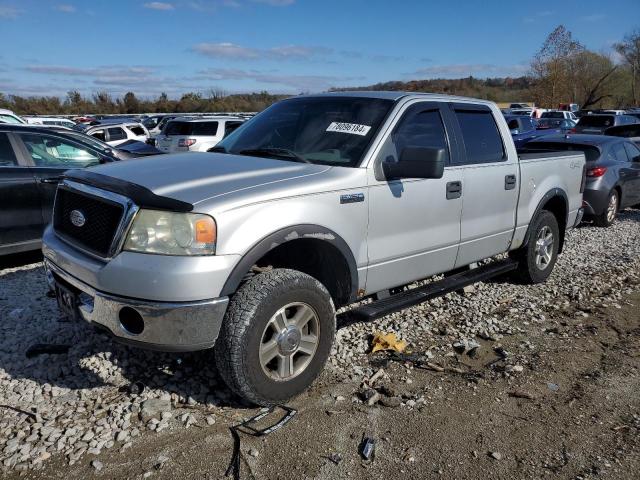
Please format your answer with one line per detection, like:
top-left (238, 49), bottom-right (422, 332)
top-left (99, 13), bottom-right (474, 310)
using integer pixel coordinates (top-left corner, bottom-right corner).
top-left (578, 115), bottom-right (614, 127)
top-left (215, 96), bottom-right (394, 167)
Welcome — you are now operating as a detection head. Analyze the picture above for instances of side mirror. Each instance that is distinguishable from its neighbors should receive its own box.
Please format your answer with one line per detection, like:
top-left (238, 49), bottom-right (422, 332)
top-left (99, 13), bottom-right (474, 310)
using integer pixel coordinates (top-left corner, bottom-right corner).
top-left (382, 147), bottom-right (445, 180)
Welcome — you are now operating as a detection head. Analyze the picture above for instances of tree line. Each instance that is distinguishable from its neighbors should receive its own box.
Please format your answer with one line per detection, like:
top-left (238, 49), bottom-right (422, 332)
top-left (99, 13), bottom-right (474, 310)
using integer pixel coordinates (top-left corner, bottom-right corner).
top-left (1, 25), bottom-right (638, 116)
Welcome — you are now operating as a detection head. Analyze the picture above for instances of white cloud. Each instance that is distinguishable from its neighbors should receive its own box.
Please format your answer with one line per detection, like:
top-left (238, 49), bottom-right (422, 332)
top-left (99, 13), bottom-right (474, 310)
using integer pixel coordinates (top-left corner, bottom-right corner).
top-left (411, 63), bottom-right (529, 78)
top-left (192, 42), bottom-right (331, 60)
top-left (143, 2), bottom-right (175, 11)
top-left (0, 6), bottom-right (21, 18)
top-left (252, 0), bottom-right (295, 6)
top-left (55, 4), bottom-right (76, 13)
top-left (198, 67), bottom-right (359, 91)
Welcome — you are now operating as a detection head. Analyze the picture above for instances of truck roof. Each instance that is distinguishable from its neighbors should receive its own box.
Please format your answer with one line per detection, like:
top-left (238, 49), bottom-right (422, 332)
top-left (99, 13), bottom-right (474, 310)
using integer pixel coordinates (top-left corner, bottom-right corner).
top-left (527, 134), bottom-right (625, 146)
top-left (301, 91), bottom-right (496, 106)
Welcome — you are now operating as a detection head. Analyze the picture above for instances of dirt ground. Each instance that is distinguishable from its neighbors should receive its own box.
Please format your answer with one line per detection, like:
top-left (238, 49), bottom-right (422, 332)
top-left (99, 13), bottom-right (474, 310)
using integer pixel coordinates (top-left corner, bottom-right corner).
top-left (7, 275), bottom-right (639, 480)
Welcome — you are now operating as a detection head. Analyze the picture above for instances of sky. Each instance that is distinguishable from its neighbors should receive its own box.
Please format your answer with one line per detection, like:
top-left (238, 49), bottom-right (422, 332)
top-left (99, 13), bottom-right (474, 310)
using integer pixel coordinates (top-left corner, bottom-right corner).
top-left (0, 0), bottom-right (639, 98)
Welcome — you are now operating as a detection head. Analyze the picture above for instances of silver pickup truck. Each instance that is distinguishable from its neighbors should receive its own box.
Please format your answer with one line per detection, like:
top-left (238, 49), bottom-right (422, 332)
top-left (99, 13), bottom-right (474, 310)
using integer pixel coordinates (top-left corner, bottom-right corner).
top-left (43, 92), bottom-right (586, 405)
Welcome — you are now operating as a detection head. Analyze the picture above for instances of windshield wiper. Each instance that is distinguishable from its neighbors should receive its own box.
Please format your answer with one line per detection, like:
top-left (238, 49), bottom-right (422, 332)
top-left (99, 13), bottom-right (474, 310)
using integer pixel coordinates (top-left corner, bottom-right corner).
top-left (237, 147), bottom-right (311, 164)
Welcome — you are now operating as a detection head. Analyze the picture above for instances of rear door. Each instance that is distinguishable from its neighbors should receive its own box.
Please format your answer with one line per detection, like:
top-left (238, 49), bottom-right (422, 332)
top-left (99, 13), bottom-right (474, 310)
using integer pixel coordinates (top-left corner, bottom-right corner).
top-left (14, 132), bottom-right (102, 227)
top-left (621, 142), bottom-right (640, 206)
top-left (447, 104), bottom-right (519, 267)
top-left (0, 132), bottom-right (43, 251)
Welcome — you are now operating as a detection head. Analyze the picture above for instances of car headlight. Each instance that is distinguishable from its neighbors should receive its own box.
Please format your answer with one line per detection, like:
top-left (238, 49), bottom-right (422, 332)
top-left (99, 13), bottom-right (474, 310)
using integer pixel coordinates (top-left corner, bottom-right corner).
top-left (123, 209), bottom-right (216, 255)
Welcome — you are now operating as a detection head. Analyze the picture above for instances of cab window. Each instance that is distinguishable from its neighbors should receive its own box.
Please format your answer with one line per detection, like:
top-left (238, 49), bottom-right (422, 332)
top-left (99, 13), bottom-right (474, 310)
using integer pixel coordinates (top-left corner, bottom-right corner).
top-left (0, 133), bottom-right (18, 166)
top-left (19, 133), bottom-right (101, 168)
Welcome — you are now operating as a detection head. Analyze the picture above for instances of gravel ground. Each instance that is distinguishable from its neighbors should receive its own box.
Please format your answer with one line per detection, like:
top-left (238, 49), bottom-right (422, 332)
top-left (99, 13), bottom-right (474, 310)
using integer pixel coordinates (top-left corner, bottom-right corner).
top-left (0, 210), bottom-right (639, 476)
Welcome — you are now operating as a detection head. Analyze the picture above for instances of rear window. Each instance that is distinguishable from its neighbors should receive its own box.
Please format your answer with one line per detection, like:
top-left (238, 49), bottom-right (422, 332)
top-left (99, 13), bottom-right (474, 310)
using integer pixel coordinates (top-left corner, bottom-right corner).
top-left (107, 127), bottom-right (126, 141)
top-left (542, 112), bottom-right (564, 119)
top-left (224, 121), bottom-right (243, 137)
top-left (165, 121), bottom-right (219, 136)
top-left (454, 109), bottom-right (505, 164)
top-left (522, 142), bottom-right (601, 162)
top-left (128, 125), bottom-right (146, 136)
top-left (578, 116), bottom-right (614, 128)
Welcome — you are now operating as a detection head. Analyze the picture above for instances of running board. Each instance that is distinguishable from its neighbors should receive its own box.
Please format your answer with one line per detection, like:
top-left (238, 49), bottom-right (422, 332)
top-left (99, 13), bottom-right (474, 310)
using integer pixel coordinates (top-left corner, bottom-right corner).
top-left (348, 259), bottom-right (518, 321)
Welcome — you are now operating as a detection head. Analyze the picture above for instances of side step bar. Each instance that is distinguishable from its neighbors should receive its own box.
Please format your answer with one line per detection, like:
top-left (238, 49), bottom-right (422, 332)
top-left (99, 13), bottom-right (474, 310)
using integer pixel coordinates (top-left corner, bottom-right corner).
top-left (348, 258), bottom-right (518, 322)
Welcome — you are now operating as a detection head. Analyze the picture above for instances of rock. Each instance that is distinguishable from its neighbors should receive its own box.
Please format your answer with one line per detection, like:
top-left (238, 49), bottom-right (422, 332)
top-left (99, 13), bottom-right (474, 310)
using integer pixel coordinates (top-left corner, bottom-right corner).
top-left (380, 396), bottom-right (402, 408)
top-left (248, 448), bottom-right (259, 458)
top-left (140, 399), bottom-right (171, 422)
top-left (511, 365), bottom-right (524, 373)
top-left (206, 415), bottom-right (216, 426)
top-left (366, 391), bottom-right (381, 406)
top-left (91, 459), bottom-right (103, 471)
top-left (489, 451), bottom-right (503, 461)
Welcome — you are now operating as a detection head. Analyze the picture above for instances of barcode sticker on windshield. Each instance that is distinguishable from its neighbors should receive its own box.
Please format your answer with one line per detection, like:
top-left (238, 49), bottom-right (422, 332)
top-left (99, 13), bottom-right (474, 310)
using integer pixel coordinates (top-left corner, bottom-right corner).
top-left (326, 122), bottom-right (371, 136)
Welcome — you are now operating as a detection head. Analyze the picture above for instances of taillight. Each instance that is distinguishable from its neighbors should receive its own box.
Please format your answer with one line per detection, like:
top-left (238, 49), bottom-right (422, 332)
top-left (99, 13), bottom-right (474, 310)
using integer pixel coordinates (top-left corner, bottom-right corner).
top-left (586, 166), bottom-right (607, 177)
top-left (568, 128), bottom-right (577, 133)
top-left (178, 138), bottom-right (196, 147)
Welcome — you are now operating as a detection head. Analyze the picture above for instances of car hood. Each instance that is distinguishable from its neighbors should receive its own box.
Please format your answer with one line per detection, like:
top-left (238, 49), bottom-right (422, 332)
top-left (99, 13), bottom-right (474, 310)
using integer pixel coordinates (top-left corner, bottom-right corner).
top-left (82, 152), bottom-right (331, 206)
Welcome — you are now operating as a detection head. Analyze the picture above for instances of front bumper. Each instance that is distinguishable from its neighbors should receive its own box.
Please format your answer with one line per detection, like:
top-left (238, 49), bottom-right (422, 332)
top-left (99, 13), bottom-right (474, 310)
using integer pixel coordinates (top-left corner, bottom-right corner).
top-left (45, 258), bottom-right (229, 352)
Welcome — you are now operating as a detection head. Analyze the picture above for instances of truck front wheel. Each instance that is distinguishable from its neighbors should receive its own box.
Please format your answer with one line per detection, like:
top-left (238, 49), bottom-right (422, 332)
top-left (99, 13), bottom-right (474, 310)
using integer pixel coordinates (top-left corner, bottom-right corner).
top-left (511, 210), bottom-right (560, 284)
top-left (214, 268), bottom-right (336, 406)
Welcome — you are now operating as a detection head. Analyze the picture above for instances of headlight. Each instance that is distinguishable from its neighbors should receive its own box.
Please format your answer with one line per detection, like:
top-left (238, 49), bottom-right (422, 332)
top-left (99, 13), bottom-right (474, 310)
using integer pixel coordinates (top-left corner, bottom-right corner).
top-left (123, 209), bottom-right (216, 255)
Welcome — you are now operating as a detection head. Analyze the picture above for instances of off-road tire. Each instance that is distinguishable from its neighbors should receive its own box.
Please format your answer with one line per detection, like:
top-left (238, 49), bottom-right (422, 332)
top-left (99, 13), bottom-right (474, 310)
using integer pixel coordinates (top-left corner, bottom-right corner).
top-left (511, 210), bottom-right (560, 284)
top-left (214, 268), bottom-right (335, 406)
top-left (593, 190), bottom-right (618, 227)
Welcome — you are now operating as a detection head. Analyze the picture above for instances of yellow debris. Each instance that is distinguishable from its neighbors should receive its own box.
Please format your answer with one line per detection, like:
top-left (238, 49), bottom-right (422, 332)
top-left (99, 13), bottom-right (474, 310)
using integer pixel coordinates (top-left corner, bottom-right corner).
top-left (370, 332), bottom-right (408, 353)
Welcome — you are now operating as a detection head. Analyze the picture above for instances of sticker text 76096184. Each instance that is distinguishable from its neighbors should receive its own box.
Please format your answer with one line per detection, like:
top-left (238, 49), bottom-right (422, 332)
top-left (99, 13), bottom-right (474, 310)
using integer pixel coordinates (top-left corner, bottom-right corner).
top-left (326, 122), bottom-right (372, 136)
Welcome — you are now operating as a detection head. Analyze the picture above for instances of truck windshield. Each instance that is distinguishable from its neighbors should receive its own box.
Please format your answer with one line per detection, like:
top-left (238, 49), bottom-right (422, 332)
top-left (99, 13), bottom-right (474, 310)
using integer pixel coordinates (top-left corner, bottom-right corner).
top-left (215, 96), bottom-right (394, 167)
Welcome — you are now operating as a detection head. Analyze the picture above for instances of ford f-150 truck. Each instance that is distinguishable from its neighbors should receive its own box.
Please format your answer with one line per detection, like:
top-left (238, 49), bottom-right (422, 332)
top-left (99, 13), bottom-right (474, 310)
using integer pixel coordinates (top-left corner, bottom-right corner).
top-left (42, 92), bottom-right (586, 405)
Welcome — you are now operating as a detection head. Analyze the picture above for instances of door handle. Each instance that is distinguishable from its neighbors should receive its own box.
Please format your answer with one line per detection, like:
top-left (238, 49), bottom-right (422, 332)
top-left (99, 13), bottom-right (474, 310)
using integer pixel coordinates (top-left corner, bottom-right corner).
top-left (446, 181), bottom-right (462, 200)
top-left (38, 176), bottom-right (63, 184)
top-left (505, 174), bottom-right (517, 190)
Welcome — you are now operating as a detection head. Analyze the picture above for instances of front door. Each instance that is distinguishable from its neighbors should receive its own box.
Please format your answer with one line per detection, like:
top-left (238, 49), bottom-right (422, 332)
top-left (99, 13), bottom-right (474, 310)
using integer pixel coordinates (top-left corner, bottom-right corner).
top-left (365, 101), bottom-right (463, 293)
top-left (0, 132), bottom-right (42, 251)
top-left (446, 104), bottom-right (519, 267)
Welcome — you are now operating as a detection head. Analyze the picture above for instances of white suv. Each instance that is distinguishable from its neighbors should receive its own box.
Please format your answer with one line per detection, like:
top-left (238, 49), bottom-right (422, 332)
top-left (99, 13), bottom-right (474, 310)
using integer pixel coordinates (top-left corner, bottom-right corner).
top-left (84, 122), bottom-right (150, 147)
top-left (156, 116), bottom-right (245, 153)
top-left (0, 108), bottom-right (26, 124)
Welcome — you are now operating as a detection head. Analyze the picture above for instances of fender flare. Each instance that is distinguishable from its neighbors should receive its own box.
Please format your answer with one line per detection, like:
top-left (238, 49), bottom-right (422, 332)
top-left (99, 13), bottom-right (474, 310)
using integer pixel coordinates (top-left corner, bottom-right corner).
top-left (220, 224), bottom-right (359, 302)
top-left (522, 188), bottom-right (569, 253)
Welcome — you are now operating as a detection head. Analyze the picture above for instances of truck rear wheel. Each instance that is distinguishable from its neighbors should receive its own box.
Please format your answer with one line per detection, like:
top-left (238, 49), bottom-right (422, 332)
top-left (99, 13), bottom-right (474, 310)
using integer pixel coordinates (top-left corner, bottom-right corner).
top-left (214, 268), bottom-right (335, 406)
top-left (511, 210), bottom-right (560, 284)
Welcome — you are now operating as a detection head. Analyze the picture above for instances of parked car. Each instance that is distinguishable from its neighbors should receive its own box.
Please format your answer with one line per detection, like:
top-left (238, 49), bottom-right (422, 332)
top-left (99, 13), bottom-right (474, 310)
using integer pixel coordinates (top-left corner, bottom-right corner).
top-left (42, 125), bottom-right (161, 159)
top-left (540, 110), bottom-right (578, 121)
top-left (79, 121), bottom-right (150, 147)
top-left (43, 92), bottom-right (585, 406)
top-left (155, 116), bottom-right (245, 153)
top-left (504, 115), bottom-right (549, 147)
top-left (0, 124), bottom-right (119, 255)
top-left (535, 118), bottom-right (577, 134)
top-left (605, 124), bottom-right (640, 146)
top-left (0, 108), bottom-right (26, 125)
top-left (509, 103), bottom-right (532, 109)
top-left (510, 109), bottom-right (534, 117)
top-left (521, 134), bottom-right (640, 227)
top-left (574, 114), bottom-right (638, 134)
top-left (600, 110), bottom-right (627, 116)
top-left (625, 110), bottom-right (640, 122)
top-left (559, 103), bottom-right (580, 113)
top-left (142, 115), bottom-right (173, 136)
top-left (25, 117), bottom-right (77, 128)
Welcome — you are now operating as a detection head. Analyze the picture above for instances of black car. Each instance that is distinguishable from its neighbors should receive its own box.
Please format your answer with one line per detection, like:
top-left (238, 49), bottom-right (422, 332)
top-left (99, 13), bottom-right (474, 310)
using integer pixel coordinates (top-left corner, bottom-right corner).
top-left (521, 134), bottom-right (640, 227)
top-left (574, 114), bottom-right (638, 134)
top-left (0, 124), bottom-right (121, 255)
top-left (605, 124), bottom-right (640, 146)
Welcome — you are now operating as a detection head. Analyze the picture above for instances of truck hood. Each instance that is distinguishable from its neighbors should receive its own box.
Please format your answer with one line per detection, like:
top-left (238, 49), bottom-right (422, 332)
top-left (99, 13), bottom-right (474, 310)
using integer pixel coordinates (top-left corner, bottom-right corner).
top-left (84, 152), bottom-right (331, 206)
